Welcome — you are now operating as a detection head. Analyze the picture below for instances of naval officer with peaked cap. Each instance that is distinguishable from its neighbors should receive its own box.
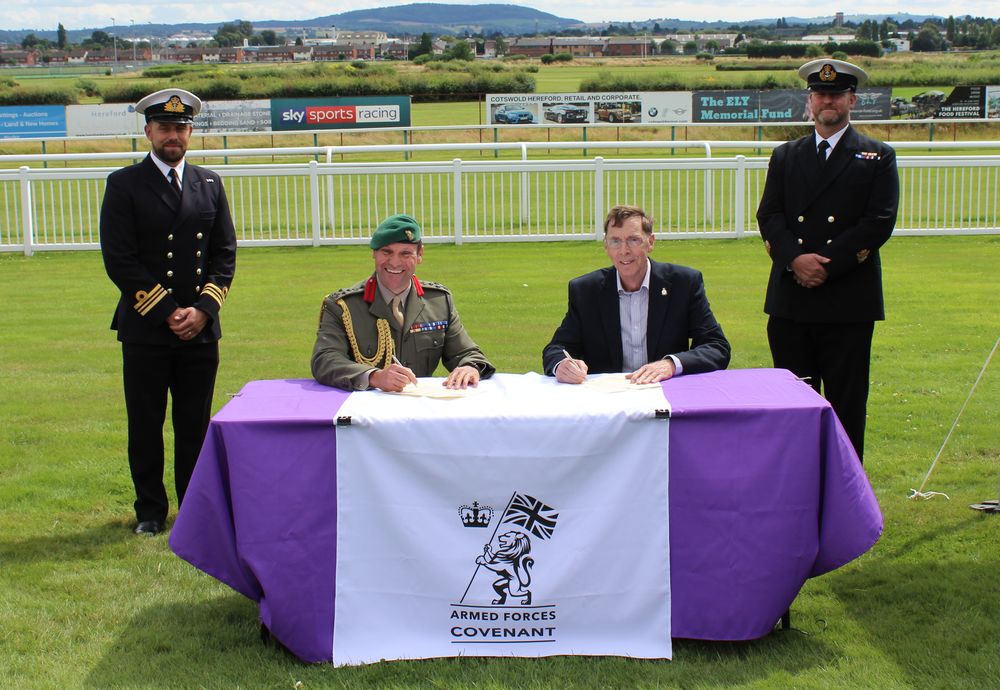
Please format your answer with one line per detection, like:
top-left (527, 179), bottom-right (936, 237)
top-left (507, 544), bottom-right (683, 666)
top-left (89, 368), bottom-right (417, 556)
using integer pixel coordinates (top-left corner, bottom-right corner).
top-left (756, 59), bottom-right (899, 461)
top-left (100, 88), bottom-right (237, 535)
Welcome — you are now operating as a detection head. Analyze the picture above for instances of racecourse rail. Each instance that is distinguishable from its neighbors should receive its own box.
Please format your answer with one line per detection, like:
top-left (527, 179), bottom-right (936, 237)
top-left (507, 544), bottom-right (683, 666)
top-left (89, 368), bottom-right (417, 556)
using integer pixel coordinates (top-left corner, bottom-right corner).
top-left (2, 140), bottom-right (1000, 255)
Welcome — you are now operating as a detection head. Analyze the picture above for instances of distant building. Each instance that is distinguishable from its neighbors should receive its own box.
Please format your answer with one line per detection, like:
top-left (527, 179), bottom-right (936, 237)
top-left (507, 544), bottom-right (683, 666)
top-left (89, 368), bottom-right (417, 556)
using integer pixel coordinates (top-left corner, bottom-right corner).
top-left (335, 31), bottom-right (387, 46)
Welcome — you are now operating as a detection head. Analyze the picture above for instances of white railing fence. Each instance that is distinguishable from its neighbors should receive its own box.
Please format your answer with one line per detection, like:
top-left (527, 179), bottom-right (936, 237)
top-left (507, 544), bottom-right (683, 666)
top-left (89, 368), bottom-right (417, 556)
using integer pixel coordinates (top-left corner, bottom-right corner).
top-left (3, 144), bottom-right (1000, 255)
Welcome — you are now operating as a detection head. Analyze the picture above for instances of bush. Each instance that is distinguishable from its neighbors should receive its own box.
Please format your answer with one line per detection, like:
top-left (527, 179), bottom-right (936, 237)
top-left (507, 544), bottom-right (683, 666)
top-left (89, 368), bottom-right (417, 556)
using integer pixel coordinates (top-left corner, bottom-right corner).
top-left (831, 50), bottom-right (850, 60)
top-left (540, 54), bottom-right (555, 64)
top-left (100, 81), bottom-right (167, 103)
top-left (75, 79), bottom-right (101, 97)
top-left (0, 86), bottom-right (78, 106)
top-left (695, 52), bottom-right (714, 61)
top-left (553, 52), bottom-right (573, 62)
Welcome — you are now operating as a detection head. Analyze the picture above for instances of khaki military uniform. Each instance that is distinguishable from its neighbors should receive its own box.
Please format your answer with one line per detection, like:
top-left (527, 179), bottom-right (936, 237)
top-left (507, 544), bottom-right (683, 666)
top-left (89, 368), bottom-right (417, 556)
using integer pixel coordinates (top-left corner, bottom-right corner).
top-left (311, 276), bottom-right (494, 390)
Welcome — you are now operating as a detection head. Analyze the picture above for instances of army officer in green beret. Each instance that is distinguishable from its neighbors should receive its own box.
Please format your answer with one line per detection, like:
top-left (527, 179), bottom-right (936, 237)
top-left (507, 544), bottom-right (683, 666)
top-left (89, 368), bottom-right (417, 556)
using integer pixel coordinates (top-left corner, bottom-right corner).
top-left (311, 214), bottom-right (494, 392)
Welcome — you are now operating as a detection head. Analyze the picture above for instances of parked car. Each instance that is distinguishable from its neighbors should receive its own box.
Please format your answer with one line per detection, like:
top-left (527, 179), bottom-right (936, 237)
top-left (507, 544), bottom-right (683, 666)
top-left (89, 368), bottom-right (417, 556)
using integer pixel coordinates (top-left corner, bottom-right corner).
top-left (596, 103), bottom-right (636, 123)
top-left (494, 104), bottom-right (534, 124)
top-left (544, 104), bottom-right (589, 123)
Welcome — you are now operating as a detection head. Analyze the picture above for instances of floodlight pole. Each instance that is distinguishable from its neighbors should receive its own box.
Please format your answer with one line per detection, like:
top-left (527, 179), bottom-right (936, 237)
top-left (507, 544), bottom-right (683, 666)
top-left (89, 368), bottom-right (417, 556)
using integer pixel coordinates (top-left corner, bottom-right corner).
top-left (111, 17), bottom-right (118, 65)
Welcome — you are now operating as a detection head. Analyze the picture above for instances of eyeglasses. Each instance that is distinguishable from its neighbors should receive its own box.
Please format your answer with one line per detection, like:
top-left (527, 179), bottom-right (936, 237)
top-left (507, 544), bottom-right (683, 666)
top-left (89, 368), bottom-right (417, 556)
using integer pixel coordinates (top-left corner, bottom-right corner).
top-left (605, 236), bottom-right (648, 250)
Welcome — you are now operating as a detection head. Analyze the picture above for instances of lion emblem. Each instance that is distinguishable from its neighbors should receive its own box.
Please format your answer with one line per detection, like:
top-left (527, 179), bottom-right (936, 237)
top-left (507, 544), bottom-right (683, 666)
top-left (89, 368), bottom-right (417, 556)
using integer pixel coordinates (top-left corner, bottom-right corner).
top-left (476, 531), bottom-right (534, 605)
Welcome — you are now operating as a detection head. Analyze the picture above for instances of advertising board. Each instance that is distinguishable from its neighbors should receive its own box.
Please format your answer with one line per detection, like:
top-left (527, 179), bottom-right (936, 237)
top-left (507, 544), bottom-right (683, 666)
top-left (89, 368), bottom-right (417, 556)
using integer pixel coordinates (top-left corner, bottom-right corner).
top-left (271, 97), bottom-right (411, 131)
top-left (66, 104), bottom-right (144, 137)
top-left (0, 106), bottom-right (67, 139)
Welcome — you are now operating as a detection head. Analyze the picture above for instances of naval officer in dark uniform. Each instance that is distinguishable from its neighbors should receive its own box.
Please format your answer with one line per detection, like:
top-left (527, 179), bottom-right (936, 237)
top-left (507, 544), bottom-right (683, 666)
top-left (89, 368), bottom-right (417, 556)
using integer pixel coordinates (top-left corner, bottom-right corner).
top-left (311, 214), bottom-right (493, 392)
top-left (756, 59), bottom-right (899, 461)
top-left (100, 88), bottom-right (237, 534)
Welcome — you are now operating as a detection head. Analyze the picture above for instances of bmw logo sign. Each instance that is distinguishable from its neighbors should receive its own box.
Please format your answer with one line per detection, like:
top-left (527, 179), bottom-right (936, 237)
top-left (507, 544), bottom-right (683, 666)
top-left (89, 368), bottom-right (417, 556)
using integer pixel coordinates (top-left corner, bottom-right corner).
top-left (647, 107), bottom-right (658, 117)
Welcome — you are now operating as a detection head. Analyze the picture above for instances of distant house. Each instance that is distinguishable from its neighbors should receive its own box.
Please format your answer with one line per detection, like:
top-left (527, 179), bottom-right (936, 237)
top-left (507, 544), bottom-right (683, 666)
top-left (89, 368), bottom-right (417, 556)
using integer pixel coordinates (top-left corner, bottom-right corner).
top-left (0, 50), bottom-right (36, 66)
top-left (552, 37), bottom-right (604, 57)
top-left (314, 44), bottom-right (376, 61)
top-left (604, 37), bottom-right (652, 57)
top-left (886, 38), bottom-right (910, 52)
top-left (508, 37), bottom-right (553, 57)
top-left (379, 41), bottom-right (409, 60)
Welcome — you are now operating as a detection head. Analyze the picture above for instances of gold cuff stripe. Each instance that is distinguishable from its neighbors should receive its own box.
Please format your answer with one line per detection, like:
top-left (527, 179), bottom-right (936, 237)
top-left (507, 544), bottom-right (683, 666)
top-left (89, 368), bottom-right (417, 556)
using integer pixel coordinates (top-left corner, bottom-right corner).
top-left (201, 283), bottom-right (226, 307)
top-left (134, 285), bottom-right (167, 316)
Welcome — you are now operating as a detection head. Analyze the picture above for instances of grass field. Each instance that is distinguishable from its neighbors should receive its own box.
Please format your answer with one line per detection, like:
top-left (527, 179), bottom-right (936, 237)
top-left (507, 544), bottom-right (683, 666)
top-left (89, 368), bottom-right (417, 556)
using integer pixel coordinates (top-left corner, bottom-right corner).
top-left (1, 235), bottom-right (998, 687)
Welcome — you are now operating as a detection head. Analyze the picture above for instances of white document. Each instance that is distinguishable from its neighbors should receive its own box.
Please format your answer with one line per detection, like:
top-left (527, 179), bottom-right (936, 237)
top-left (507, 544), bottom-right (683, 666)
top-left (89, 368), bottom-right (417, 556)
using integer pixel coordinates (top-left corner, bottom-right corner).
top-left (333, 373), bottom-right (672, 665)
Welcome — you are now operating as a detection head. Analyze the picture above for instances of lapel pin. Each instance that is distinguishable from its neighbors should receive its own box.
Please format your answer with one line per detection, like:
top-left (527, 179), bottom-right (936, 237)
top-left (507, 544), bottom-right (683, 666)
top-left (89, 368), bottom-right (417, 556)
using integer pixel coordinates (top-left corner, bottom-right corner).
top-left (661, 288), bottom-right (668, 296)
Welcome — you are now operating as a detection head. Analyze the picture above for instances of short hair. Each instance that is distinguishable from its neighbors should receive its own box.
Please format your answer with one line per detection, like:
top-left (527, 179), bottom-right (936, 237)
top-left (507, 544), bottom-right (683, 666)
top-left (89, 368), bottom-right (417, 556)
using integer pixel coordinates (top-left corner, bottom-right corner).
top-left (604, 205), bottom-right (654, 235)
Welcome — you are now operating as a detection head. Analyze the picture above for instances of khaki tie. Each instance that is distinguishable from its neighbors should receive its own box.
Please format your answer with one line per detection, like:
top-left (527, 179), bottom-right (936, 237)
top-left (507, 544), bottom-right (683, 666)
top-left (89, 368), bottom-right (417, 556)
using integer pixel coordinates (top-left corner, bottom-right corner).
top-left (391, 296), bottom-right (404, 328)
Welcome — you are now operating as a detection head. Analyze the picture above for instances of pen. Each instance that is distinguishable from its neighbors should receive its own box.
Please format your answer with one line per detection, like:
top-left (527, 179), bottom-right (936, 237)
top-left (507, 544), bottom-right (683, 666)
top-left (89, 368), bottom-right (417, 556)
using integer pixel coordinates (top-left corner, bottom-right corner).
top-left (562, 349), bottom-right (582, 374)
top-left (392, 355), bottom-right (403, 366)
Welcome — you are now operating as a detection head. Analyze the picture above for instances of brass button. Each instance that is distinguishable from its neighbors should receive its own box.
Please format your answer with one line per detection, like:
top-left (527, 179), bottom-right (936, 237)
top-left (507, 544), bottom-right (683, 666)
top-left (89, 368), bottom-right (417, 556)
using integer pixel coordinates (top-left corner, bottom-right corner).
top-left (167, 288), bottom-right (173, 294)
top-left (167, 234), bottom-right (173, 241)
top-left (196, 268), bottom-right (202, 275)
top-left (166, 270), bottom-right (173, 277)
top-left (195, 285), bottom-right (201, 292)
top-left (797, 215), bottom-right (805, 223)
top-left (196, 251), bottom-right (202, 257)
top-left (826, 239), bottom-right (833, 244)
top-left (797, 238), bottom-right (803, 245)
top-left (196, 232), bottom-right (204, 239)
top-left (827, 216), bottom-right (835, 223)
top-left (166, 252), bottom-right (173, 259)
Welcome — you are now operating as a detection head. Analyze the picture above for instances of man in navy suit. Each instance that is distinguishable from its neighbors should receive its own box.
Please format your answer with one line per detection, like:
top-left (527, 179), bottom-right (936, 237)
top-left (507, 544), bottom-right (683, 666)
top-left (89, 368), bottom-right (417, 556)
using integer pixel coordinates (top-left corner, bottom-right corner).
top-left (543, 205), bottom-right (730, 385)
top-left (100, 88), bottom-right (237, 535)
top-left (757, 59), bottom-right (899, 461)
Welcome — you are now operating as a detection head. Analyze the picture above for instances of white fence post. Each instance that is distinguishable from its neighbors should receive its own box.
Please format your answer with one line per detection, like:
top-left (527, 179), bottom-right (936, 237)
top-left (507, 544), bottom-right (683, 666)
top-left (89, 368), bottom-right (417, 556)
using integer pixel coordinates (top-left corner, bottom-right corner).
top-left (593, 157), bottom-right (604, 239)
top-left (309, 161), bottom-right (321, 246)
top-left (19, 166), bottom-right (33, 256)
top-left (735, 155), bottom-right (746, 238)
top-left (453, 158), bottom-right (463, 245)
top-left (520, 143), bottom-right (529, 224)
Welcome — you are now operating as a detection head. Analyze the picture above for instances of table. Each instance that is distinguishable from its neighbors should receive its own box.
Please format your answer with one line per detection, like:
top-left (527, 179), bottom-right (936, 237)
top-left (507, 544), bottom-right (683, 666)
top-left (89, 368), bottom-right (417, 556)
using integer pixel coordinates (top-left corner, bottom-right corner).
top-left (170, 368), bottom-right (882, 663)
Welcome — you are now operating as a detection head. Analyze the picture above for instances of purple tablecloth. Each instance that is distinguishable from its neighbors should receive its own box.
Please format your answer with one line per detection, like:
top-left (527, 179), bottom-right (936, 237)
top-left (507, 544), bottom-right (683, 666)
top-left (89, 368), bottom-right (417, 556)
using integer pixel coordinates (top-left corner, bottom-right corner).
top-left (170, 368), bottom-right (882, 662)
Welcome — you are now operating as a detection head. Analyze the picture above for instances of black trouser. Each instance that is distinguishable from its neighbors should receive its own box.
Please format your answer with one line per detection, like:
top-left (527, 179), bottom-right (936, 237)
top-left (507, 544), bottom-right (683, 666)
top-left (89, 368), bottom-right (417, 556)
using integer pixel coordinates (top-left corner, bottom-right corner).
top-left (767, 317), bottom-right (874, 461)
top-left (122, 341), bottom-right (219, 522)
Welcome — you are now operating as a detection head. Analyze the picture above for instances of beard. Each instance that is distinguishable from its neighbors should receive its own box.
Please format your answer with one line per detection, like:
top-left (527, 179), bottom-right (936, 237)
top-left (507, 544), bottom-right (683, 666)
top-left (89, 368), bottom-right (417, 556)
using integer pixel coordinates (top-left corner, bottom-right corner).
top-left (153, 141), bottom-right (187, 164)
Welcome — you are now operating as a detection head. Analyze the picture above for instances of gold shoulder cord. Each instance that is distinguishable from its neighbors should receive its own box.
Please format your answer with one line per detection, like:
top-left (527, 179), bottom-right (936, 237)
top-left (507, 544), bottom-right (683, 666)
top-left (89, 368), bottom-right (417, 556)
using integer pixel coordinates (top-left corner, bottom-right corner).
top-left (336, 298), bottom-right (394, 368)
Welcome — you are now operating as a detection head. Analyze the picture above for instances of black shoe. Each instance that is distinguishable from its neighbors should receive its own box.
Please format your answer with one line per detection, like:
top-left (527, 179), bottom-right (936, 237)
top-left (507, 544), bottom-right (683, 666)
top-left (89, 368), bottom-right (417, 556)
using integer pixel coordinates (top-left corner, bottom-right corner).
top-left (134, 520), bottom-right (165, 535)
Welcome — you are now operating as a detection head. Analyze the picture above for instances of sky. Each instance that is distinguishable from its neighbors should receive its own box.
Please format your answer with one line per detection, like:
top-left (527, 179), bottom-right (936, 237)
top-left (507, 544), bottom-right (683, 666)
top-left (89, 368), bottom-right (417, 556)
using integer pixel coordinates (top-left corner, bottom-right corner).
top-left (1, 0), bottom-right (996, 32)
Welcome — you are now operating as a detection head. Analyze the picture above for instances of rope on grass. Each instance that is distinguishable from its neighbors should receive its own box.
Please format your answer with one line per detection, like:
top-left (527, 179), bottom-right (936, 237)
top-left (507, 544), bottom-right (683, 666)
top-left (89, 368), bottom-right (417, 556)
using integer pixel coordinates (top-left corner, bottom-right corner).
top-left (909, 334), bottom-right (999, 501)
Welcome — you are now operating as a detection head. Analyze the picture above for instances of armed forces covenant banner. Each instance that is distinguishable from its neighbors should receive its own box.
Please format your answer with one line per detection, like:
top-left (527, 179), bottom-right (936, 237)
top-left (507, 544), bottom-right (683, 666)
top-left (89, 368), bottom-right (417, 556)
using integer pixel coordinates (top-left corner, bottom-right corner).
top-left (333, 372), bottom-right (671, 666)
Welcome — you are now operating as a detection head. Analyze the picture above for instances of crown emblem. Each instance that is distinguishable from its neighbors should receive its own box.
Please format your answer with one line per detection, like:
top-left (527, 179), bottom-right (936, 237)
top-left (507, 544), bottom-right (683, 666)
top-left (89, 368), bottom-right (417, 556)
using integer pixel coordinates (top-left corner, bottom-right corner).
top-left (164, 95), bottom-right (185, 113)
top-left (459, 501), bottom-right (493, 528)
top-left (819, 64), bottom-right (837, 82)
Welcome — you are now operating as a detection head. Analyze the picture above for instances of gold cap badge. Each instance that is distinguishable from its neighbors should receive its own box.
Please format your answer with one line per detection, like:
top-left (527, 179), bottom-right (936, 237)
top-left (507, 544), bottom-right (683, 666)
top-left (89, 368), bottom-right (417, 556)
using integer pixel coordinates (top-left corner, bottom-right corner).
top-left (819, 64), bottom-right (837, 82)
top-left (164, 96), bottom-right (185, 113)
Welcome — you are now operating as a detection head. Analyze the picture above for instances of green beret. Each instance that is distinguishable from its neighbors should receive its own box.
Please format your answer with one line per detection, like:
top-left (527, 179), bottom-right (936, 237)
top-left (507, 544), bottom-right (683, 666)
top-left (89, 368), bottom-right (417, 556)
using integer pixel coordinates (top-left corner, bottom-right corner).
top-left (370, 214), bottom-right (422, 249)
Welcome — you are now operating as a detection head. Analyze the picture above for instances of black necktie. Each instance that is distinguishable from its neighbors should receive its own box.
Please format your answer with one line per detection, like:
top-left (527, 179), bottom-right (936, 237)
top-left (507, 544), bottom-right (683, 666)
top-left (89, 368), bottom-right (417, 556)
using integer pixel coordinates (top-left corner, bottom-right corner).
top-left (817, 140), bottom-right (830, 165)
top-left (168, 168), bottom-right (182, 198)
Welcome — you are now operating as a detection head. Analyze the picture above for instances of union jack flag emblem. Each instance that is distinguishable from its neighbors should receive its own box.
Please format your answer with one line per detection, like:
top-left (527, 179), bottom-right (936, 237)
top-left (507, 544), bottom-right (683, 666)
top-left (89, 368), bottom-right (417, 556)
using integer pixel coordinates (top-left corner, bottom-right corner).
top-left (501, 493), bottom-right (559, 540)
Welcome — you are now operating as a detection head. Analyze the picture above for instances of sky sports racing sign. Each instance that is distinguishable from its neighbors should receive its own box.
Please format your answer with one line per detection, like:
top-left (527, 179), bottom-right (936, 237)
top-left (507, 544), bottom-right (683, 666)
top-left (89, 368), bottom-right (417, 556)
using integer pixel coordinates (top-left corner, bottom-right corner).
top-left (271, 97), bottom-right (410, 131)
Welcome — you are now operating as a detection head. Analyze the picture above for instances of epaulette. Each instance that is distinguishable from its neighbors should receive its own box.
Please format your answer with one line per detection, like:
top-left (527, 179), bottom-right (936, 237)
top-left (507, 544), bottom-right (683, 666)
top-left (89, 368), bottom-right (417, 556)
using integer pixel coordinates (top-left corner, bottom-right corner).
top-left (324, 283), bottom-right (366, 305)
top-left (417, 280), bottom-right (451, 294)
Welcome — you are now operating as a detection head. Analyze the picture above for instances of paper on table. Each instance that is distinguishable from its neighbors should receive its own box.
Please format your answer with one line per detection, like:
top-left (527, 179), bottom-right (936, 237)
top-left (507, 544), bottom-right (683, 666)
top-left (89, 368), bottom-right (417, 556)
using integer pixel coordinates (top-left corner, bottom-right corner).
top-left (582, 374), bottom-right (662, 394)
top-left (390, 378), bottom-right (472, 399)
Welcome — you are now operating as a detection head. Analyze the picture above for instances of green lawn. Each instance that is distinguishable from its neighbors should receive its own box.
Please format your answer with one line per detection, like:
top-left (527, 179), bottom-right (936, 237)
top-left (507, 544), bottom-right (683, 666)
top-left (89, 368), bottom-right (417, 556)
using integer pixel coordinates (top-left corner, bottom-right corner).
top-left (1, 235), bottom-right (999, 687)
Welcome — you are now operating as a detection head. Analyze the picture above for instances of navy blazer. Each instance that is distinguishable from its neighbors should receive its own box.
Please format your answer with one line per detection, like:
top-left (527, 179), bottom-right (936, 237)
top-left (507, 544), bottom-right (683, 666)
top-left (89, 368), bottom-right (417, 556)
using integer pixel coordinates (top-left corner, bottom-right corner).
top-left (542, 259), bottom-right (731, 376)
top-left (100, 155), bottom-right (237, 345)
top-left (756, 125), bottom-right (898, 323)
